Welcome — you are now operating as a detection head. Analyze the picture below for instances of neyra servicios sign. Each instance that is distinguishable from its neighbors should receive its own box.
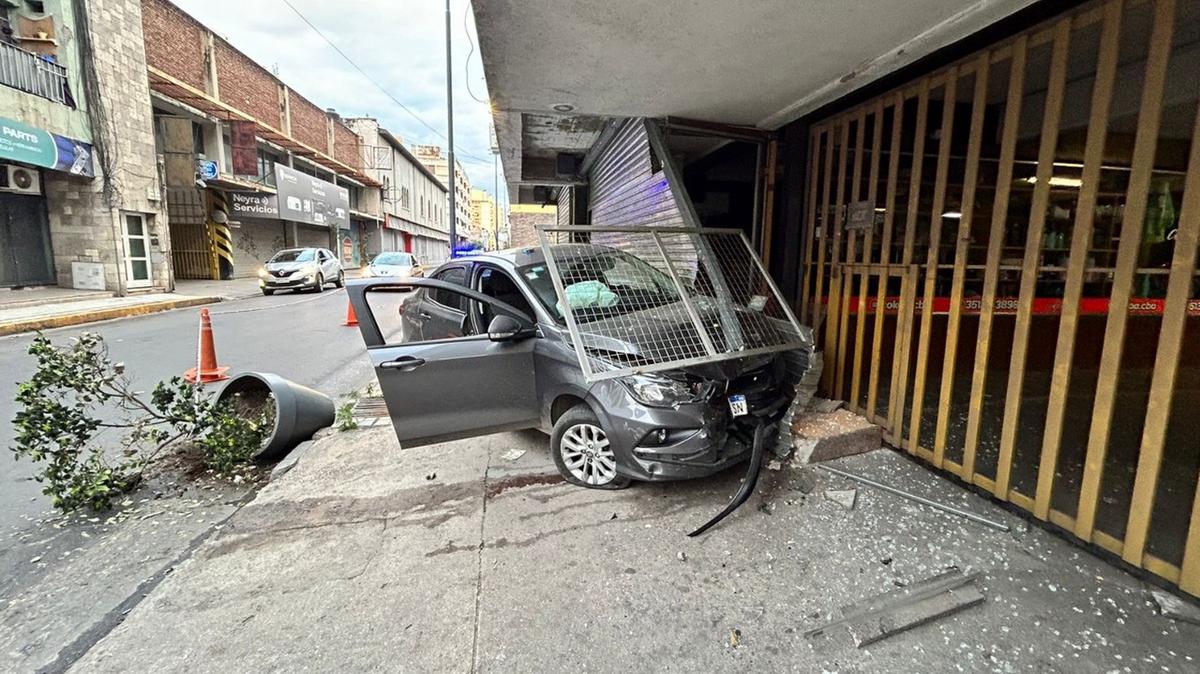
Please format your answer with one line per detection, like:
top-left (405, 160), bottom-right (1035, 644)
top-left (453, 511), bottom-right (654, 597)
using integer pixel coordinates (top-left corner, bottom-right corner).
top-left (0, 116), bottom-right (94, 177)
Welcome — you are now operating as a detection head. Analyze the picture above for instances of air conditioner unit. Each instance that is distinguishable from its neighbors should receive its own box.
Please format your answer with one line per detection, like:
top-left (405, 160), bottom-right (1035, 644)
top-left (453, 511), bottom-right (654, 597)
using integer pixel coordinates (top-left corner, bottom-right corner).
top-left (0, 164), bottom-right (42, 195)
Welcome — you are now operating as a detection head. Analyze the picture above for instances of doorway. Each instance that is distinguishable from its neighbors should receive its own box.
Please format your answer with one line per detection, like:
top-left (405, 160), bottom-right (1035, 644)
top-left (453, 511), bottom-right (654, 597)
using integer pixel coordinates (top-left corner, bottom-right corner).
top-left (0, 192), bottom-right (54, 287)
top-left (123, 213), bottom-right (153, 288)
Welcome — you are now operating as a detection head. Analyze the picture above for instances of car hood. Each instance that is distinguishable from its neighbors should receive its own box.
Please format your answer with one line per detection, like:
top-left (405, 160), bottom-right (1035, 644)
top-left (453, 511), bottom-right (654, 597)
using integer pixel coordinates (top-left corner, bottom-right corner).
top-left (266, 261), bottom-right (315, 272)
top-left (370, 264), bottom-right (414, 275)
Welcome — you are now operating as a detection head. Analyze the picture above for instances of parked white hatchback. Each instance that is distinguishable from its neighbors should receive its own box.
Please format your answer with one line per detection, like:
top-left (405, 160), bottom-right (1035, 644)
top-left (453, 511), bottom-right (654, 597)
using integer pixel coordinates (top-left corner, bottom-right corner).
top-left (258, 247), bottom-right (344, 295)
top-left (366, 251), bottom-right (424, 279)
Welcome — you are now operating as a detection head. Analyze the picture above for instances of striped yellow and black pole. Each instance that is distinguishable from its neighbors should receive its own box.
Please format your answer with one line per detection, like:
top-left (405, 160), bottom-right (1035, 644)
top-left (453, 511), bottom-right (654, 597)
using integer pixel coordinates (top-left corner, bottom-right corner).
top-left (207, 190), bottom-right (235, 280)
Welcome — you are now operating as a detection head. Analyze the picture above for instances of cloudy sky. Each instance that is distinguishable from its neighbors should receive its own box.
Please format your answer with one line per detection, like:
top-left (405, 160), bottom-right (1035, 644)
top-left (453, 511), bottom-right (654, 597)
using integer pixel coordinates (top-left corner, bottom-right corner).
top-left (171, 0), bottom-right (501, 203)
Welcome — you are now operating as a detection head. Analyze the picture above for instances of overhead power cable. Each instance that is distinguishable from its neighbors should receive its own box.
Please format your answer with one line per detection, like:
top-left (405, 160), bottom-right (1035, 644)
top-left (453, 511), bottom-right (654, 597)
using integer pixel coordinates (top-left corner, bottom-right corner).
top-left (278, 0), bottom-right (493, 165)
top-left (463, 1), bottom-right (488, 105)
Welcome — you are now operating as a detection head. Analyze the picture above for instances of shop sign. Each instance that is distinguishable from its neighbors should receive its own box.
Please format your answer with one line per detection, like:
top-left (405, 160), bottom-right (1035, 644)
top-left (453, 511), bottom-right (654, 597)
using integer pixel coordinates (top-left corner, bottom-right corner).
top-left (0, 115), bottom-right (94, 177)
top-left (230, 121), bottom-right (258, 176)
top-left (228, 191), bottom-right (279, 219)
top-left (845, 201), bottom-right (876, 231)
top-left (274, 162), bottom-right (350, 230)
top-left (196, 159), bottom-right (219, 181)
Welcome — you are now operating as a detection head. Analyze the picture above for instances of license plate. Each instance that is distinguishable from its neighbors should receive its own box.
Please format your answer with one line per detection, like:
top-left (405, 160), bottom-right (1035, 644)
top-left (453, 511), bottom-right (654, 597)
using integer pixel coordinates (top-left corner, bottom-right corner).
top-left (728, 394), bottom-right (748, 417)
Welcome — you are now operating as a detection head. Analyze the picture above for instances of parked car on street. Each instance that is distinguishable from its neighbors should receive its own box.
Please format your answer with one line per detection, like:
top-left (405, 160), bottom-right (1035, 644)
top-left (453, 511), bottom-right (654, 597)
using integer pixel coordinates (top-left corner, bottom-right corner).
top-left (258, 247), bottom-right (344, 295)
top-left (347, 245), bottom-right (805, 490)
top-left (366, 251), bottom-right (424, 279)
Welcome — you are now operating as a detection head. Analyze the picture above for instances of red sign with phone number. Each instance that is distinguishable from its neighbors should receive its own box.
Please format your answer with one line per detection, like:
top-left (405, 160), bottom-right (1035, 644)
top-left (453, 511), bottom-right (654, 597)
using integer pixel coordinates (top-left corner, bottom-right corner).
top-left (826, 296), bottom-right (1200, 316)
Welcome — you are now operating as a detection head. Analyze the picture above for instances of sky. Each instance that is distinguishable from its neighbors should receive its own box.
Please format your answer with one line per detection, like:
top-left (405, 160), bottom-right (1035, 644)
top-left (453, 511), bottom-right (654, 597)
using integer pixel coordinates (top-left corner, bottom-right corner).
top-left (171, 0), bottom-right (502, 205)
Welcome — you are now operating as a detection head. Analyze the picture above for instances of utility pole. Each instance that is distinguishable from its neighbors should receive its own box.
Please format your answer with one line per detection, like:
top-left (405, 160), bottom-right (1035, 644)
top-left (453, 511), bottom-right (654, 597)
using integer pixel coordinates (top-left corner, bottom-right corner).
top-left (445, 0), bottom-right (456, 257)
top-left (494, 153), bottom-right (499, 250)
top-left (491, 121), bottom-right (500, 250)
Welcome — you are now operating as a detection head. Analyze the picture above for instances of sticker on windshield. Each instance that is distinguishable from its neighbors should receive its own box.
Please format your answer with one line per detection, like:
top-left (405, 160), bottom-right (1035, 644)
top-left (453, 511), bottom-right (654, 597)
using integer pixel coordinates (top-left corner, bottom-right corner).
top-left (728, 394), bottom-right (748, 417)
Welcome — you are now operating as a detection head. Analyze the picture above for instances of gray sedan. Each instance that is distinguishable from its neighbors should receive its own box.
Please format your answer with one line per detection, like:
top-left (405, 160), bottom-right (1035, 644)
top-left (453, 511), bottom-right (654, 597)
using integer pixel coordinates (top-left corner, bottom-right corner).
top-left (347, 246), bottom-right (791, 489)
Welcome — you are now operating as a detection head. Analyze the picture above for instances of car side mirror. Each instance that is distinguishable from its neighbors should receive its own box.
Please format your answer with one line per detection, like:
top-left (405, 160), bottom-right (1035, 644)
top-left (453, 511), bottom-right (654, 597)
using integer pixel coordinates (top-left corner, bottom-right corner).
top-left (487, 314), bottom-right (530, 342)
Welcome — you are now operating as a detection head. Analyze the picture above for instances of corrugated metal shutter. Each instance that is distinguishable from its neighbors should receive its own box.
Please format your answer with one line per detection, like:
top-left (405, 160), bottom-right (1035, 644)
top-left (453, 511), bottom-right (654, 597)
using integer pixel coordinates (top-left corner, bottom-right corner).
top-left (588, 119), bottom-right (686, 228)
top-left (556, 186), bottom-right (572, 227)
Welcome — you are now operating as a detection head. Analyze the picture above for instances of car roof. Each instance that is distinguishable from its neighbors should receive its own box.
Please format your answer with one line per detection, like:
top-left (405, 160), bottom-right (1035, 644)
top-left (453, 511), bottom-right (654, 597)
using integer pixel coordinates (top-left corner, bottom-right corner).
top-left (458, 243), bottom-right (620, 270)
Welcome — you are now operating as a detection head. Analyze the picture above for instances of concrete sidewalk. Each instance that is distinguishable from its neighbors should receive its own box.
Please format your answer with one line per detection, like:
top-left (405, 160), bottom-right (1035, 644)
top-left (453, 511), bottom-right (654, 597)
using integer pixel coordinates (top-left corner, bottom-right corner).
top-left (64, 427), bottom-right (1200, 672)
top-left (0, 292), bottom-right (220, 337)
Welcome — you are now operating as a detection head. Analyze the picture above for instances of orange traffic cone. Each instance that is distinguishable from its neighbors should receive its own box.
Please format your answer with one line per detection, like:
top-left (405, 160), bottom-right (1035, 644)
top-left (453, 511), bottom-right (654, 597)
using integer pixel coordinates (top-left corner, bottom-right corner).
top-left (343, 298), bottom-right (359, 327)
top-left (183, 307), bottom-right (230, 384)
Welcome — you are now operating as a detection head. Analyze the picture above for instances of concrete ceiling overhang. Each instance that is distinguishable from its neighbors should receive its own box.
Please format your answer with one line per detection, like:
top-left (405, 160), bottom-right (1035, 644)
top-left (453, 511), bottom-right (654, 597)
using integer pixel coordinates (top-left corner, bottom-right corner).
top-left (474, 0), bottom-right (1039, 199)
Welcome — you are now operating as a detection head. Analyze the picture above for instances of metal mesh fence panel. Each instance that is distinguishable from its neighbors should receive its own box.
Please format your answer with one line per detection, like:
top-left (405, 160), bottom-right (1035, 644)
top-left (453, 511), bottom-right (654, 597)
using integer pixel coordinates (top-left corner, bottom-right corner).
top-left (537, 226), bottom-right (808, 381)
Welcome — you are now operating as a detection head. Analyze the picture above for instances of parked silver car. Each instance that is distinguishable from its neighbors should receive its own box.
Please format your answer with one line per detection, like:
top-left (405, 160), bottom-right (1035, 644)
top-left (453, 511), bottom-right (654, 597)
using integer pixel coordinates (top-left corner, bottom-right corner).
top-left (259, 247), bottom-right (344, 295)
top-left (347, 245), bottom-right (795, 490)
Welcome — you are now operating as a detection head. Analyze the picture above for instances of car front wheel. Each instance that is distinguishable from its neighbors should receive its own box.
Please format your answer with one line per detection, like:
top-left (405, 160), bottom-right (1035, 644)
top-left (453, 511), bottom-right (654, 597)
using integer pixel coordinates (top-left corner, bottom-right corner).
top-left (334, 270), bottom-right (345, 288)
top-left (551, 405), bottom-right (630, 489)
top-left (314, 273), bottom-right (325, 292)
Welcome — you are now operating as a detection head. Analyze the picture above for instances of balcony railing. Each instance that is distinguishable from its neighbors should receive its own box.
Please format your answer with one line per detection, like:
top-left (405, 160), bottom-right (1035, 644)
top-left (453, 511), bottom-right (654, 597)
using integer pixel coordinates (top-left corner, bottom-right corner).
top-left (0, 41), bottom-right (71, 106)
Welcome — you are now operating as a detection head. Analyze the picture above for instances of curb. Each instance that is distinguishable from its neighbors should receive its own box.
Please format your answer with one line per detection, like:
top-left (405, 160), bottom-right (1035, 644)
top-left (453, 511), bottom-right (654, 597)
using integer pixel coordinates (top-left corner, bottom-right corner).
top-left (0, 295), bottom-right (222, 337)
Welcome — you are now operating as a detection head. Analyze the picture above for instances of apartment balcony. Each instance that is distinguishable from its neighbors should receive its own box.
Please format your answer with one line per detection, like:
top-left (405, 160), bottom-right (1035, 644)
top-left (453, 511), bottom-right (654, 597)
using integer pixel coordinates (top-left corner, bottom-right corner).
top-left (0, 41), bottom-right (72, 106)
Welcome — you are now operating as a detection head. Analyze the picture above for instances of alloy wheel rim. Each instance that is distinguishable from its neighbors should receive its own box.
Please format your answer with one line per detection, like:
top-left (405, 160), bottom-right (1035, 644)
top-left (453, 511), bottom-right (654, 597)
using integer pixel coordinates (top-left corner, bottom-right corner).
top-left (560, 423), bottom-right (616, 485)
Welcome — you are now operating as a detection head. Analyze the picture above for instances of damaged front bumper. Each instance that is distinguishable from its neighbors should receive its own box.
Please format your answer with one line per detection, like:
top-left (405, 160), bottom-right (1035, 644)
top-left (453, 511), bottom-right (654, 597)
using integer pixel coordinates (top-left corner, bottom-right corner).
top-left (589, 361), bottom-right (792, 482)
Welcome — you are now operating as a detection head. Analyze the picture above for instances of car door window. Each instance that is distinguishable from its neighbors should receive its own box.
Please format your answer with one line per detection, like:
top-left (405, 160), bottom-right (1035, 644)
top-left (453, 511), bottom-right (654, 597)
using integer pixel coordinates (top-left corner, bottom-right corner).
top-left (474, 266), bottom-right (534, 330)
top-left (420, 266), bottom-right (474, 339)
top-left (429, 267), bottom-right (467, 309)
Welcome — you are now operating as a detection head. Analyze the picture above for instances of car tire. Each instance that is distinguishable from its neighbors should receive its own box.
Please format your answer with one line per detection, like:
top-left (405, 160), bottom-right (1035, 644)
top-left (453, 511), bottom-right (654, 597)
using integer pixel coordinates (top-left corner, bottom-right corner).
top-left (551, 405), bottom-right (631, 490)
top-left (334, 270), bottom-right (345, 288)
top-left (261, 288), bottom-right (274, 296)
top-left (314, 273), bottom-right (325, 292)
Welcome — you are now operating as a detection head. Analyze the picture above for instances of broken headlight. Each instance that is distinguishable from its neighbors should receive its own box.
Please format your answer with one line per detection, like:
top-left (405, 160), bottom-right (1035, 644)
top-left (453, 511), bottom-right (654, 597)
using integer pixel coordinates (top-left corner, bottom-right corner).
top-left (621, 373), bottom-right (712, 407)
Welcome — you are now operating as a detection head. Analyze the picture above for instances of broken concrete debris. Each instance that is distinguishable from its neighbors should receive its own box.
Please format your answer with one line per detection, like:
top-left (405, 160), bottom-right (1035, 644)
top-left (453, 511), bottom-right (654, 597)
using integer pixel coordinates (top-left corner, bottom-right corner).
top-left (1149, 588), bottom-right (1200, 626)
top-left (499, 448), bottom-right (527, 462)
top-left (792, 409), bottom-right (882, 464)
top-left (806, 569), bottom-right (985, 648)
top-left (809, 397), bottom-right (846, 414)
top-left (823, 489), bottom-right (857, 510)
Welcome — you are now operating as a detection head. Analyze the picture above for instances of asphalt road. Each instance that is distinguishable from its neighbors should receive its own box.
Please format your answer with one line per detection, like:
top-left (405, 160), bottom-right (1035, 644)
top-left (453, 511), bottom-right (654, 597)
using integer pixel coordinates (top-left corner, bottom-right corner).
top-left (0, 287), bottom-right (390, 536)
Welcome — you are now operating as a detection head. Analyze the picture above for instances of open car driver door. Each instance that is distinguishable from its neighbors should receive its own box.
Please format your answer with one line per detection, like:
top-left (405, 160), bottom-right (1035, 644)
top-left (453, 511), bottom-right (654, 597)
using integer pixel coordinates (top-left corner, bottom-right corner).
top-left (346, 277), bottom-right (539, 447)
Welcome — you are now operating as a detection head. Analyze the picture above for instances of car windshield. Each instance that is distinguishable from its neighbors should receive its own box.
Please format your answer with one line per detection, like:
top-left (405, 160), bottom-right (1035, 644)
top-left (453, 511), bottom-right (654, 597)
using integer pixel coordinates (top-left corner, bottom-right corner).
top-left (374, 252), bottom-right (413, 266)
top-left (270, 249), bottom-right (314, 263)
top-left (519, 249), bottom-right (680, 323)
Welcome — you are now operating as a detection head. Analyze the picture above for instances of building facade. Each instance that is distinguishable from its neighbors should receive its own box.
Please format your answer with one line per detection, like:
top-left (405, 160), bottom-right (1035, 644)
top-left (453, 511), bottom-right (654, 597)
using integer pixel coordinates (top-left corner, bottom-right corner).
top-left (412, 144), bottom-right (472, 244)
top-left (344, 117), bottom-right (450, 265)
top-left (469, 188), bottom-right (503, 249)
top-left (507, 203), bottom-right (554, 249)
top-left (1, 0), bottom-right (166, 294)
top-left (478, 0), bottom-right (1200, 598)
top-left (140, 0), bottom-right (382, 280)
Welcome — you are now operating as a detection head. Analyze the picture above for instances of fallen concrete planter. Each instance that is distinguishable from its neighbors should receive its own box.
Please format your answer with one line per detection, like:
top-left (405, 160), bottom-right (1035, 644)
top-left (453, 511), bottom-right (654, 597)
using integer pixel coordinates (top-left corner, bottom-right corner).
top-left (215, 372), bottom-right (335, 462)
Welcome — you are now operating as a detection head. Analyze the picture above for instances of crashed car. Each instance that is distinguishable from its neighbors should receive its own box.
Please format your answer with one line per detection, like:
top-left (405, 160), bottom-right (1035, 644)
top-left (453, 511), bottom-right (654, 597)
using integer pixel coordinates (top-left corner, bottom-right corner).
top-left (347, 236), bottom-right (811, 492)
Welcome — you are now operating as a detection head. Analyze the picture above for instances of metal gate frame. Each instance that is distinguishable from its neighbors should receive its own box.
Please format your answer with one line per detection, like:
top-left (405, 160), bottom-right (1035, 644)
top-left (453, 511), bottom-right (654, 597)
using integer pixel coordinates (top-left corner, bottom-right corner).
top-left (537, 225), bottom-right (808, 382)
top-left (799, 0), bottom-right (1200, 596)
